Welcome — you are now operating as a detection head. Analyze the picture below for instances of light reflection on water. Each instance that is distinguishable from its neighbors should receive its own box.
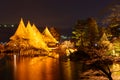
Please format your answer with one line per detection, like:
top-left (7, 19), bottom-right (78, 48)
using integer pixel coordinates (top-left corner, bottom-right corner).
top-left (0, 55), bottom-right (120, 80)
top-left (0, 55), bottom-right (84, 80)
top-left (15, 56), bottom-right (61, 80)
top-left (13, 55), bottom-right (17, 80)
top-left (14, 56), bottom-right (83, 80)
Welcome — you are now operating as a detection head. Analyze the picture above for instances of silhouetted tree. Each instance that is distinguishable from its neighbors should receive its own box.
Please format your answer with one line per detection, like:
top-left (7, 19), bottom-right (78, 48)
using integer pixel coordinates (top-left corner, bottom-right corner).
top-left (87, 17), bottom-right (99, 46)
top-left (102, 5), bottom-right (120, 27)
top-left (89, 49), bottom-right (113, 80)
top-left (102, 4), bottom-right (120, 37)
top-left (49, 27), bottom-right (60, 41)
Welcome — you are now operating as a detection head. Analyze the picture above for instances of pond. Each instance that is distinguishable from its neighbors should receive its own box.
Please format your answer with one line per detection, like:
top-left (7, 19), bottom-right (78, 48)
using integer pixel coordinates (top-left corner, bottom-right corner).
top-left (0, 54), bottom-right (120, 80)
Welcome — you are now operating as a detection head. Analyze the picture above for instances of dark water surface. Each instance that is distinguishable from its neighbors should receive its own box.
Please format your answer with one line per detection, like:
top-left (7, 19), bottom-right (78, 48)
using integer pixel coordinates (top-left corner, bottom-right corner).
top-left (0, 55), bottom-right (120, 80)
top-left (0, 55), bottom-right (85, 80)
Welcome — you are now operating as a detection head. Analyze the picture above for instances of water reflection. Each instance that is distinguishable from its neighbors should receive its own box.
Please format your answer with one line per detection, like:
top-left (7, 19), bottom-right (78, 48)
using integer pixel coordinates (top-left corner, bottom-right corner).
top-left (15, 56), bottom-right (60, 80)
top-left (62, 59), bottom-right (72, 80)
top-left (14, 55), bottom-right (17, 80)
top-left (1, 55), bottom-right (120, 80)
top-left (1, 55), bottom-right (84, 80)
top-left (60, 59), bottom-right (82, 80)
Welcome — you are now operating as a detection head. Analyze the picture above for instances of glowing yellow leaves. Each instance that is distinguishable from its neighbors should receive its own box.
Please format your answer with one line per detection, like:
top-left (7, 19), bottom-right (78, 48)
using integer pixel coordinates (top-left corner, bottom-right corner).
top-left (9, 18), bottom-right (54, 51)
top-left (42, 27), bottom-right (58, 43)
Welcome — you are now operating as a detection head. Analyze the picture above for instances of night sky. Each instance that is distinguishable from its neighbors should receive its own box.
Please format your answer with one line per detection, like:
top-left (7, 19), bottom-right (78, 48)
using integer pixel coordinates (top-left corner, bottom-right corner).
top-left (0, 0), bottom-right (116, 39)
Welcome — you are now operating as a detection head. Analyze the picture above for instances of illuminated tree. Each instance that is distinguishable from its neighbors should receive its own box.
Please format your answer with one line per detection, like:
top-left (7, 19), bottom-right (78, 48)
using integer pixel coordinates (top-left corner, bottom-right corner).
top-left (72, 19), bottom-right (89, 47)
top-left (72, 18), bottom-right (99, 47)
